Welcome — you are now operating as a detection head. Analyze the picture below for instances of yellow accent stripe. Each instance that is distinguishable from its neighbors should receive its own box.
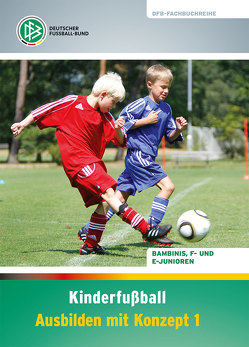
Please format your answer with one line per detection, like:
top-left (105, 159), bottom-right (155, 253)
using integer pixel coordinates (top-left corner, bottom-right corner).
top-left (96, 273), bottom-right (249, 281)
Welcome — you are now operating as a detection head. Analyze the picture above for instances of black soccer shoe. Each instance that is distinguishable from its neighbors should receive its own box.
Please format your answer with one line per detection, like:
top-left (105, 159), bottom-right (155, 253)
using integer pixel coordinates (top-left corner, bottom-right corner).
top-left (79, 242), bottom-right (110, 255)
top-left (78, 226), bottom-right (88, 242)
top-left (142, 224), bottom-right (172, 243)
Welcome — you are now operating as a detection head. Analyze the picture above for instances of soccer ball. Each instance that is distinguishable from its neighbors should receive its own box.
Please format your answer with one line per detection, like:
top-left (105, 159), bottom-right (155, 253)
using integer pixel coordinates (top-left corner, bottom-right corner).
top-left (177, 209), bottom-right (210, 242)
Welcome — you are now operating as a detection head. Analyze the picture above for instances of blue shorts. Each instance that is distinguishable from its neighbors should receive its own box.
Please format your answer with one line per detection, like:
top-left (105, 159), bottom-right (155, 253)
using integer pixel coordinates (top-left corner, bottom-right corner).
top-left (117, 149), bottom-right (167, 196)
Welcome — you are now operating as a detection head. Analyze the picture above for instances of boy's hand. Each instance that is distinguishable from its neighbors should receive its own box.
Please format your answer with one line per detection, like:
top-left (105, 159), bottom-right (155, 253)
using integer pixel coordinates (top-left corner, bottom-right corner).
top-left (11, 123), bottom-right (25, 137)
top-left (145, 110), bottom-right (161, 124)
top-left (175, 117), bottom-right (188, 131)
top-left (115, 116), bottom-right (125, 129)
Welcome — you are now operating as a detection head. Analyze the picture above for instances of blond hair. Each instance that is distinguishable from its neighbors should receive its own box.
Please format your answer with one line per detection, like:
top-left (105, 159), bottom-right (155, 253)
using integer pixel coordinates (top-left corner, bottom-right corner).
top-left (91, 72), bottom-right (125, 101)
top-left (146, 64), bottom-right (173, 84)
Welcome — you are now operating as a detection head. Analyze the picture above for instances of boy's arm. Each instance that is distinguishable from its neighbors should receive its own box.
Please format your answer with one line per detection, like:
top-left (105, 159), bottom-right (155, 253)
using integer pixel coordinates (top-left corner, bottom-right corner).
top-left (120, 98), bottom-right (146, 132)
top-left (130, 110), bottom-right (161, 129)
top-left (114, 117), bottom-right (126, 145)
top-left (168, 116), bottom-right (188, 142)
top-left (11, 113), bottom-right (34, 137)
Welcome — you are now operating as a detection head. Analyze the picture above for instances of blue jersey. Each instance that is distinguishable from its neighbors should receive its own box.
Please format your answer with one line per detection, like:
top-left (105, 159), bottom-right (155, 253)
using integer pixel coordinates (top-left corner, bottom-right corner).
top-left (120, 96), bottom-right (182, 158)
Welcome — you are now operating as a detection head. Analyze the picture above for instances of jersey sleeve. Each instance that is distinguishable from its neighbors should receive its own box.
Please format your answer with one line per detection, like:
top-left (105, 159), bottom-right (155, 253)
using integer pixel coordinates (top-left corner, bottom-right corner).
top-left (164, 105), bottom-right (183, 143)
top-left (32, 95), bottom-right (78, 129)
top-left (119, 98), bottom-right (146, 132)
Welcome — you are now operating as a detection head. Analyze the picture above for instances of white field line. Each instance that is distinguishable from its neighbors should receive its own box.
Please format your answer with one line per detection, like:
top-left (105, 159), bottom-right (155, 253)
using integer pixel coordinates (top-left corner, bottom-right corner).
top-left (66, 177), bottom-right (213, 266)
top-left (169, 177), bottom-right (212, 205)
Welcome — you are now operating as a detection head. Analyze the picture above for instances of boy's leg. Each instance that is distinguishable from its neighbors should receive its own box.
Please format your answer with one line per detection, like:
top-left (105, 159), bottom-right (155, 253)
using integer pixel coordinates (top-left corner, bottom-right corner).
top-left (78, 190), bottom-right (131, 241)
top-left (148, 196), bottom-right (169, 226)
top-left (101, 188), bottom-right (172, 243)
top-left (148, 176), bottom-right (175, 226)
top-left (101, 168), bottom-right (134, 225)
top-left (80, 201), bottom-right (110, 255)
top-left (74, 161), bottom-right (117, 243)
top-left (106, 190), bottom-right (131, 219)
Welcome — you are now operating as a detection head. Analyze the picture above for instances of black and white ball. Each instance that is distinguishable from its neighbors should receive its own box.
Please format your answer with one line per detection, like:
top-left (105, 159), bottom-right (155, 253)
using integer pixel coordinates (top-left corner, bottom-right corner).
top-left (177, 209), bottom-right (210, 242)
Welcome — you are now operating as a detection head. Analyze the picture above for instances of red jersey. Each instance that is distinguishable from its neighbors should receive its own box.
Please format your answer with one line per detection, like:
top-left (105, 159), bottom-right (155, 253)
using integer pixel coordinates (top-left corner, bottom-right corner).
top-left (32, 95), bottom-right (126, 183)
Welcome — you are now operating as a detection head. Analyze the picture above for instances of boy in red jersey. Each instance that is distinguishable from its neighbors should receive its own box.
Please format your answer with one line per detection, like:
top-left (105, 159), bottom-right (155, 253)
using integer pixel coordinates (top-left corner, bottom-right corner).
top-left (11, 72), bottom-right (172, 255)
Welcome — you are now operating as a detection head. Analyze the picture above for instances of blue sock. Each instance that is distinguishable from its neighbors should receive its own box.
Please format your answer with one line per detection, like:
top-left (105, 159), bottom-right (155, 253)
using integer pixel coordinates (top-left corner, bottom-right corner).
top-left (83, 221), bottom-right (90, 233)
top-left (148, 196), bottom-right (169, 226)
top-left (106, 208), bottom-right (115, 220)
top-left (83, 208), bottom-right (115, 233)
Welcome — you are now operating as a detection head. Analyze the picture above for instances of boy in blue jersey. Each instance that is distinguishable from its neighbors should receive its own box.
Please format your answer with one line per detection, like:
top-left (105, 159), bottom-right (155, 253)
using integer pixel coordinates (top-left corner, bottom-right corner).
top-left (79, 64), bottom-right (188, 244)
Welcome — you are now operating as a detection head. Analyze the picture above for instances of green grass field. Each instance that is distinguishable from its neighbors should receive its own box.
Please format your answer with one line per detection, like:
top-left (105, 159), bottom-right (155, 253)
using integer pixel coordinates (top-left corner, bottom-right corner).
top-left (0, 160), bottom-right (248, 267)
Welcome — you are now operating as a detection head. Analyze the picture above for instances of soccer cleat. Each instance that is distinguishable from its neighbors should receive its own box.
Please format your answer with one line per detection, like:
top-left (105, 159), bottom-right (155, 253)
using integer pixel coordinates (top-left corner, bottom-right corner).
top-left (142, 224), bottom-right (172, 242)
top-left (78, 226), bottom-right (88, 242)
top-left (79, 242), bottom-right (110, 255)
